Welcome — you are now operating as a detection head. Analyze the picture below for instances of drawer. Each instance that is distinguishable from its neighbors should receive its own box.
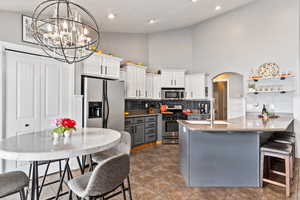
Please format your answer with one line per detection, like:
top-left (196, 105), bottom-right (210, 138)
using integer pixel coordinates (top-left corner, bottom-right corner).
top-left (145, 116), bottom-right (157, 123)
top-left (125, 118), bottom-right (135, 126)
top-left (145, 134), bottom-right (156, 143)
top-left (145, 122), bottom-right (156, 129)
top-left (133, 117), bottom-right (145, 124)
top-left (145, 128), bottom-right (156, 135)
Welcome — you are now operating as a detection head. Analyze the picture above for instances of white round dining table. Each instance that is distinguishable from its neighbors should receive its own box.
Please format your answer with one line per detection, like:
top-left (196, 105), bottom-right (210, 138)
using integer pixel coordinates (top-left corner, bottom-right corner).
top-left (0, 128), bottom-right (121, 200)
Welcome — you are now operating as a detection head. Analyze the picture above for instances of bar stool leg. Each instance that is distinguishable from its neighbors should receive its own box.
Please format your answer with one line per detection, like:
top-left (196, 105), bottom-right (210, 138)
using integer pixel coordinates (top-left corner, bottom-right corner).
top-left (285, 156), bottom-right (290, 197)
top-left (290, 156), bottom-right (293, 180)
top-left (260, 152), bottom-right (265, 187)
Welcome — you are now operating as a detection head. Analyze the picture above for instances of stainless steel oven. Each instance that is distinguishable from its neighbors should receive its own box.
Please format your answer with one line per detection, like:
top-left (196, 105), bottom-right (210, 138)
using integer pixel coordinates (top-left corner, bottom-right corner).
top-left (162, 105), bottom-right (187, 144)
top-left (161, 88), bottom-right (185, 100)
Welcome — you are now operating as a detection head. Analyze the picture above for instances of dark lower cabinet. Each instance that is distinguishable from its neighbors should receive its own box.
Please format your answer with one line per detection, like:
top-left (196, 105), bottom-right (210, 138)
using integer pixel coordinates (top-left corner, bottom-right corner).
top-left (125, 116), bottom-right (157, 147)
top-left (134, 124), bottom-right (145, 145)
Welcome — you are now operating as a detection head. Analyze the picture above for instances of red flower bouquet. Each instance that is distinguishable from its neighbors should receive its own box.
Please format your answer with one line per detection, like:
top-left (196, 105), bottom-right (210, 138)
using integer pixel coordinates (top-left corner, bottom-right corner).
top-left (52, 118), bottom-right (77, 134)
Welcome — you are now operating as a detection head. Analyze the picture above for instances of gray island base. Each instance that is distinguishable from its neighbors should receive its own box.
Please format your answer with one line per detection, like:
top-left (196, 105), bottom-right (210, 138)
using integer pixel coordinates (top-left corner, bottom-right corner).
top-left (178, 115), bottom-right (294, 187)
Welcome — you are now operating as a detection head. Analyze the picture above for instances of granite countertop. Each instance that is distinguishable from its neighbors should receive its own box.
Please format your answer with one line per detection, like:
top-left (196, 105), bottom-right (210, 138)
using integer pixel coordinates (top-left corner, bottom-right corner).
top-left (125, 112), bottom-right (160, 118)
top-left (178, 114), bottom-right (294, 132)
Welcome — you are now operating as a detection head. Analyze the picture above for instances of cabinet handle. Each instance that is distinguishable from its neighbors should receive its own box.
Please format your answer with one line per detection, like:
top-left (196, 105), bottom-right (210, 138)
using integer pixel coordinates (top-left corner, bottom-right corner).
top-left (191, 92), bottom-right (193, 98)
top-left (139, 90), bottom-right (141, 97)
top-left (171, 80), bottom-right (173, 85)
top-left (105, 66), bottom-right (108, 75)
top-left (174, 80), bottom-right (176, 86)
top-left (136, 90), bottom-right (138, 97)
top-left (146, 91), bottom-right (147, 97)
top-left (25, 124), bottom-right (30, 127)
top-left (100, 65), bottom-right (103, 74)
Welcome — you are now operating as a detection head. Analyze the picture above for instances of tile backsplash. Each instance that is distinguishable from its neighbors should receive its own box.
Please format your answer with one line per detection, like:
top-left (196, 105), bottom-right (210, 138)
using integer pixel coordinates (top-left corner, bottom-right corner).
top-left (125, 99), bottom-right (211, 113)
top-left (246, 93), bottom-right (294, 114)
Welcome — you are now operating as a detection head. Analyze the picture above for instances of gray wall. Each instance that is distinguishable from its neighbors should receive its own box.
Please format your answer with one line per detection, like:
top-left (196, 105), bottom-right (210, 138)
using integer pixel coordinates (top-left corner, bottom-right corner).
top-left (101, 32), bottom-right (148, 64)
top-left (1, 0), bottom-right (298, 75)
top-left (0, 11), bottom-right (26, 45)
top-left (148, 28), bottom-right (193, 70)
top-left (0, 10), bottom-right (149, 65)
top-left (191, 0), bottom-right (299, 77)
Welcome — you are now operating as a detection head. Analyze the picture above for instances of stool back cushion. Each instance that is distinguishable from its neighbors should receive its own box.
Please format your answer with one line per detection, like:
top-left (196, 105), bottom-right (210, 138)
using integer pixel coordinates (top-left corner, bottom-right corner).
top-left (86, 153), bottom-right (130, 196)
top-left (117, 131), bottom-right (131, 155)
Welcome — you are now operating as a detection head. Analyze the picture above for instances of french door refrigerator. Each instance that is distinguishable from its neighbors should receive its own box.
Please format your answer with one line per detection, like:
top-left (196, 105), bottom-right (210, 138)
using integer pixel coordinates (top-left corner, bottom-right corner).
top-left (81, 76), bottom-right (125, 131)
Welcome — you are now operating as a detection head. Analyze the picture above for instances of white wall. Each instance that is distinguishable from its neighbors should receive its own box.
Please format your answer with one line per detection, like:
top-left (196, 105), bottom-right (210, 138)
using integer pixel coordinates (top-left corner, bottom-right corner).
top-left (148, 28), bottom-right (193, 71)
top-left (192, 0), bottom-right (299, 82)
top-left (101, 32), bottom-right (148, 65)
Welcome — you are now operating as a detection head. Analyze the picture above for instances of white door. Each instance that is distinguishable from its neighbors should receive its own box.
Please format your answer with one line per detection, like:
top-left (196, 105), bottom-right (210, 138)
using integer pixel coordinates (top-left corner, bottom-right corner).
top-left (40, 58), bottom-right (73, 130)
top-left (6, 52), bottom-right (42, 169)
top-left (6, 52), bottom-right (42, 138)
top-left (173, 71), bottom-right (185, 88)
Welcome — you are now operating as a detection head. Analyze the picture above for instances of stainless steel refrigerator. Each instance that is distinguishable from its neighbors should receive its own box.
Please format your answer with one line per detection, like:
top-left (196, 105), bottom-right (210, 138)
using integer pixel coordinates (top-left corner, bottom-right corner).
top-left (82, 76), bottom-right (125, 131)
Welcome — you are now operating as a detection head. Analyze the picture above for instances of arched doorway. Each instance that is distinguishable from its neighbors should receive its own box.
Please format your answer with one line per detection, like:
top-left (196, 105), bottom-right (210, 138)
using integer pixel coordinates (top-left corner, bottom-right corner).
top-left (212, 72), bottom-right (244, 120)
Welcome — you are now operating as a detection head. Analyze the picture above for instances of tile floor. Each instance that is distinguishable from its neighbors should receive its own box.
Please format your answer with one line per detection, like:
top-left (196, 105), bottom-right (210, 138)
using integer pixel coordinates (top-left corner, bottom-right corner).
top-left (3, 144), bottom-right (300, 200)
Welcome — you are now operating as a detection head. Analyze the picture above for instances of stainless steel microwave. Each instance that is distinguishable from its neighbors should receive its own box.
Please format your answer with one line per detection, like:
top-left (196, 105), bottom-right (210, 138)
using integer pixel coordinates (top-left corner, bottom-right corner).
top-left (161, 88), bottom-right (185, 100)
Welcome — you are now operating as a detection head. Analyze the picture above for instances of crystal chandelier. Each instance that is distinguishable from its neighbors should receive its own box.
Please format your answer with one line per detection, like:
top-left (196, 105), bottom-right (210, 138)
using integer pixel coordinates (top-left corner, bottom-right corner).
top-left (32, 0), bottom-right (100, 64)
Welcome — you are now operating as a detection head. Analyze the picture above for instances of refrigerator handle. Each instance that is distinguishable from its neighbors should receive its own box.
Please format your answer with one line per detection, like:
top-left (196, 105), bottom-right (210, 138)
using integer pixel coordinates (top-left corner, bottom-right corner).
top-left (105, 95), bottom-right (110, 126)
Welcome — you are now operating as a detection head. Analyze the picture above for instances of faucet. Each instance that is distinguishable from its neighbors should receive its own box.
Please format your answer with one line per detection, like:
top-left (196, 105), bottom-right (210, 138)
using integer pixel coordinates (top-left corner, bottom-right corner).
top-left (210, 98), bottom-right (215, 125)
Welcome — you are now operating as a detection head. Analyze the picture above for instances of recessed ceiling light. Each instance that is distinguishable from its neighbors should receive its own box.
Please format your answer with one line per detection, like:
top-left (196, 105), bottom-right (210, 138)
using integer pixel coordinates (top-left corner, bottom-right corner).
top-left (148, 19), bottom-right (158, 24)
top-left (107, 13), bottom-right (116, 20)
top-left (215, 6), bottom-right (221, 11)
top-left (191, 0), bottom-right (198, 3)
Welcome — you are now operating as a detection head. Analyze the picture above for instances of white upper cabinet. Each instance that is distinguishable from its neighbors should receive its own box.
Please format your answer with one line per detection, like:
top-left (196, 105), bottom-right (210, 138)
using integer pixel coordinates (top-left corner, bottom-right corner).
top-left (160, 69), bottom-right (185, 88)
top-left (152, 74), bottom-right (162, 99)
top-left (185, 73), bottom-right (207, 100)
top-left (82, 53), bottom-right (122, 79)
top-left (124, 65), bottom-right (146, 99)
top-left (145, 73), bottom-right (153, 99)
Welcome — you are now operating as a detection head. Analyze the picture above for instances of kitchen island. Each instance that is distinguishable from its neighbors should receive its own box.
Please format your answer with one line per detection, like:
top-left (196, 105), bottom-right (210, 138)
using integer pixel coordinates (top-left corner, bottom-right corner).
top-left (178, 115), bottom-right (294, 187)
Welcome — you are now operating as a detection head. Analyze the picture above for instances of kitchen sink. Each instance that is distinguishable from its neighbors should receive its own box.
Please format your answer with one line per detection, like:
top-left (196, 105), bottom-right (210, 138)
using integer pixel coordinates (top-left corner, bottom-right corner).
top-left (186, 120), bottom-right (231, 125)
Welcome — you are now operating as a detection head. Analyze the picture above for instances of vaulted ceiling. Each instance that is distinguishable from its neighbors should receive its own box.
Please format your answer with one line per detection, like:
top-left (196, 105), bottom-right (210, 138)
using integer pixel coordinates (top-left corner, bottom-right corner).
top-left (0, 0), bottom-right (257, 33)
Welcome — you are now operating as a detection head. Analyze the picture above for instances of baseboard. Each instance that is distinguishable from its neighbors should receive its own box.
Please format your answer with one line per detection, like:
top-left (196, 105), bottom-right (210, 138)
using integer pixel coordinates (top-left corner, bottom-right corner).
top-left (131, 140), bottom-right (162, 151)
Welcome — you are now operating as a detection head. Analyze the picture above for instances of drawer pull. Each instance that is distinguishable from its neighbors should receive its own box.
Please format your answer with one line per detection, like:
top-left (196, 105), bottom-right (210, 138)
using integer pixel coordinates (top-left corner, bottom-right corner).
top-left (25, 124), bottom-right (30, 127)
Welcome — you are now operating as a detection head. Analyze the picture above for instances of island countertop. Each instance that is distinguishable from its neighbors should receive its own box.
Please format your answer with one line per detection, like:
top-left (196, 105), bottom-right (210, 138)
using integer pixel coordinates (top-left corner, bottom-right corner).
top-left (178, 114), bottom-right (294, 132)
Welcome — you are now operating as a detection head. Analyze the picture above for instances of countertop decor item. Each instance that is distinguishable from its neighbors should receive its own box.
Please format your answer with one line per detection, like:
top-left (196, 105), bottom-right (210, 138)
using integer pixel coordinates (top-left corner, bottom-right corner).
top-left (31, 0), bottom-right (100, 64)
top-left (258, 63), bottom-right (280, 77)
top-left (51, 118), bottom-right (77, 137)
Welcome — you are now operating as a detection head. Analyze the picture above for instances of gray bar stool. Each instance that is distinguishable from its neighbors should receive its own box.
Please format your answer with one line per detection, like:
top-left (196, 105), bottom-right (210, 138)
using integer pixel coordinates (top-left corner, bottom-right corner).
top-left (260, 142), bottom-right (292, 197)
top-left (0, 171), bottom-right (29, 199)
top-left (271, 135), bottom-right (296, 178)
top-left (93, 131), bottom-right (131, 162)
top-left (68, 154), bottom-right (132, 200)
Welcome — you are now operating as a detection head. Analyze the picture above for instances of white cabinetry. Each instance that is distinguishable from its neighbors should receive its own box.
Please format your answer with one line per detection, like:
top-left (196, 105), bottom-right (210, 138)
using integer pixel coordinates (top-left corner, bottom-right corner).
top-left (6, 51), bottom-right (75, 138)
top-left (185, 73), bottom-right (206, 100)
top-left (82, 53), bottom-right (122, 80)
top-left (145, 73), bottom-right (153, 99)
top-left (124, 65), bottom-right (146, 99)
top-left (161, 70), bottom-right (185, 88)
top-left (152, 74), bottom-right (162, 99)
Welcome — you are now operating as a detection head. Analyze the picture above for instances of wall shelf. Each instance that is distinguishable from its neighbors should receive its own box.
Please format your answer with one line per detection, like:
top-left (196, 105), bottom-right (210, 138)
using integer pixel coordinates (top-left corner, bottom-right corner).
top-left (248, 76), bottom-right (295, 82)
top-left (247, 90), bottom-right (295, 95)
